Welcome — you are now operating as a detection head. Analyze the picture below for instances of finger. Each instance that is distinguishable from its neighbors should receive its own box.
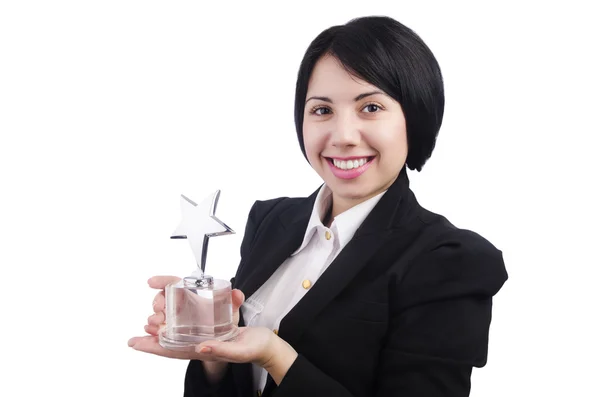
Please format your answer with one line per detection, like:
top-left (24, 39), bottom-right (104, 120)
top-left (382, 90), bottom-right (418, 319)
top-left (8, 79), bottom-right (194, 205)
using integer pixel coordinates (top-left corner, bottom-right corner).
top-left (148, 276), bottom-right (181, 290)
top-left (194, 340), bottom-right (246, 363)
top-left (194, 328), bottom-right (249, 360)
top-left (152, 292), bottom-right (165, 313)
top-left (128, 336), bottom-right (146, 347)
top-left (232, 289), bottom-right (245, 312)
top-left (148, 312), bottom-right (165, 326)
top-left (128, 335), bottom-right (219, 361)
top-left (144, 324), bottom-right (160, 336)
top-left (128, 336), bottom-right (185, 359)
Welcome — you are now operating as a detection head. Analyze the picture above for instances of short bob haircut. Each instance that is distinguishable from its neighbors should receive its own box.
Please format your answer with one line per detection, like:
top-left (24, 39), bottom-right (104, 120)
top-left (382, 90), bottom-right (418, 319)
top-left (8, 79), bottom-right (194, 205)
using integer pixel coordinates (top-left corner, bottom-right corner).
top-left (294, 16), bottom-right (444, 172)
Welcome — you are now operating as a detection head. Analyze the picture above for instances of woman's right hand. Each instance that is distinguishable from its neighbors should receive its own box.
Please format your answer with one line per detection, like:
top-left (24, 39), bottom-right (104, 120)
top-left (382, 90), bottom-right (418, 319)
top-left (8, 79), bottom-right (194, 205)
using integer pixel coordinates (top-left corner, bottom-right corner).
top-left (128, 275), bottom-right (246, 366)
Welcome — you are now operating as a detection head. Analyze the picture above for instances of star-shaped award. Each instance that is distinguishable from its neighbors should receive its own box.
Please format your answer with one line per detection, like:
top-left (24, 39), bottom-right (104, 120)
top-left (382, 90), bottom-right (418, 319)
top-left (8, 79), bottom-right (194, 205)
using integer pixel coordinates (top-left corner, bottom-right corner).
top-left (171, 189), bottom-right (235, 275)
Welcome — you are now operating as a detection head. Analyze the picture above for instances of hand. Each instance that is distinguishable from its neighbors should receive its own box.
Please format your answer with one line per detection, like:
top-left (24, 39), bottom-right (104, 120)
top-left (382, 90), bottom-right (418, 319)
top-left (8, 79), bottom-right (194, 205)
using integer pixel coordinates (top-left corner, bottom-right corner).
top-left (195, 326), bottom-right (274, 365)
top-left (196, 327), bottom-right (298, 384)
top-left (127, 275), bottom-right (245, 361)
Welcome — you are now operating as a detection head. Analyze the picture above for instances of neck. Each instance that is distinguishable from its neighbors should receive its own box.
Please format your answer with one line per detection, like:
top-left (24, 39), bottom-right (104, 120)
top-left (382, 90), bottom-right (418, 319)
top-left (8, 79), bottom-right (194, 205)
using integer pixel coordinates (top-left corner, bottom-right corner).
top-left (330, 191), bottom-right (377, 221)
top-left (330, 197), bottom-right (354, 220)
top-left (323, 166), bottom-right (407, 226)
top-left (330, 181), bottom-right (394, 220)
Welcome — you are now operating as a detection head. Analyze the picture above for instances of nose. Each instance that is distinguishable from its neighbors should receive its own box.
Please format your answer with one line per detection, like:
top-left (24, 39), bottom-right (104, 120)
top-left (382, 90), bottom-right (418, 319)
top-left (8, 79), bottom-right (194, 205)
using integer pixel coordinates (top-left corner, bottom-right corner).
top-left (330, 113), bottom-right (361, 148)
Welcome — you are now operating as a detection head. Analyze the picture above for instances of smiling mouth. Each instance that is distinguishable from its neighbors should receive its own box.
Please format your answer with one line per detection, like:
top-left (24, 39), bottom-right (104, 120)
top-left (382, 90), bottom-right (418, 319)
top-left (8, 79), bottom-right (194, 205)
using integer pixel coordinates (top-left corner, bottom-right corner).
top-left (325, 156), bottom-right (375, 170)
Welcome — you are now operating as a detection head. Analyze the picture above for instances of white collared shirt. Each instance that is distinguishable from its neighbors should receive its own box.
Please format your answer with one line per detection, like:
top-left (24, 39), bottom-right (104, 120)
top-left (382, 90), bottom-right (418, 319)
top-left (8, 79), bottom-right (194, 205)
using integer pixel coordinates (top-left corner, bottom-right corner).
top-left (240, 184), bottom-right (386, 394)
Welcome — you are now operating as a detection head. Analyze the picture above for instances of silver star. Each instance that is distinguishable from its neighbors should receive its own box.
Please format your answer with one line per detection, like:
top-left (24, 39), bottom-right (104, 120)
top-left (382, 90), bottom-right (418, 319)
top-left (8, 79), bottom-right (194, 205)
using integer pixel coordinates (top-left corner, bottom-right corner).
top-left (171, 189), bottom-right (235, 274)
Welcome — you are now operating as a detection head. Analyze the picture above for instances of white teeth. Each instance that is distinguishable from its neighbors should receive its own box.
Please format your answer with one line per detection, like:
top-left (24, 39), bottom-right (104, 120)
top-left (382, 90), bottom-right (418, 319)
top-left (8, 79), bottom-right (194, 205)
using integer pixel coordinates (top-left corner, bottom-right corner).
top-left (332, 157), bottom-right (370, 170)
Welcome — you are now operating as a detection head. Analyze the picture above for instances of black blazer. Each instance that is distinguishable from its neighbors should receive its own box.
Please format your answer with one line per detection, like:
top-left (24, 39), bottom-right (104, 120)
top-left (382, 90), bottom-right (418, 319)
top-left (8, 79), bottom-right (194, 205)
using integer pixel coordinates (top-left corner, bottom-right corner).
top-left (184, 168), bottom-right (508, 397)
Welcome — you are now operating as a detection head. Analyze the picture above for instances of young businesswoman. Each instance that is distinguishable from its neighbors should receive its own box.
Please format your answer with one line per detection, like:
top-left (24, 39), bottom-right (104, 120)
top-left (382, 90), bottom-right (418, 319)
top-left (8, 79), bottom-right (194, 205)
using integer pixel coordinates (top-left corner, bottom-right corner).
top-left (129, 15), bottom-right (508, 397)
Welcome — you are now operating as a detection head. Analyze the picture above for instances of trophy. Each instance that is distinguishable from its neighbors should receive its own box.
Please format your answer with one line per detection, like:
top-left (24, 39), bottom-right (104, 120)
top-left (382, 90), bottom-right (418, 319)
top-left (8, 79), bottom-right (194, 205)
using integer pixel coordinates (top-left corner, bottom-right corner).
top-left (158, 189), bottom-right (239, 351)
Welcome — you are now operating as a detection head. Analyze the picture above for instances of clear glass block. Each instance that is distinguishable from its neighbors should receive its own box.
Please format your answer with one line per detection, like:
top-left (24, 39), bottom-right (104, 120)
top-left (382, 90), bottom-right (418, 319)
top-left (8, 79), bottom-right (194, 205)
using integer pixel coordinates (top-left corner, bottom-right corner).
top-left (159, 276), bottom-right (238, 351)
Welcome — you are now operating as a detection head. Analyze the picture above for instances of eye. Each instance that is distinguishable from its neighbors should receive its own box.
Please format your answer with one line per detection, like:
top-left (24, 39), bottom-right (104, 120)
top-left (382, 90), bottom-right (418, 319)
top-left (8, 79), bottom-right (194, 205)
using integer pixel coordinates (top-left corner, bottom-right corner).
top-left (362, 103), bottom-right (383, 113)
top-left (309, 106), bottom-right (332, 116)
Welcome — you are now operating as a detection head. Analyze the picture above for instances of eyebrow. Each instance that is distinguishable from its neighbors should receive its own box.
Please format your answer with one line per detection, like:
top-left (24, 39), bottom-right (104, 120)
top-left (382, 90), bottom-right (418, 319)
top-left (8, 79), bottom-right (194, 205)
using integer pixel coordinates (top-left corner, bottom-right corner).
top-left (305, 90), bottom-right (385, 104)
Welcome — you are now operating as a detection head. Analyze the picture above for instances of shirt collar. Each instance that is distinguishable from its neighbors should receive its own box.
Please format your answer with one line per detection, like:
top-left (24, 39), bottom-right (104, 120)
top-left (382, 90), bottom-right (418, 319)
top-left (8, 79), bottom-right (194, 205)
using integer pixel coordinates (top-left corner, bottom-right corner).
top-left (334, 188), bottom-right (386, 249)
top-left (291, 184), bottom-right (331, 255)
top-left (292, 184), bottom-right (386, 256)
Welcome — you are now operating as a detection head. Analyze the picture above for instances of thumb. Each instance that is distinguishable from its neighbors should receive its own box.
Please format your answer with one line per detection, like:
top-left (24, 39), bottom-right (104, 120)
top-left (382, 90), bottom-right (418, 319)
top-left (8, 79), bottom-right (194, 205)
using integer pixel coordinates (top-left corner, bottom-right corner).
top-left (232, 289), bottom-right (245, 312)
top-left (195, 339), bottom-right (243, 360)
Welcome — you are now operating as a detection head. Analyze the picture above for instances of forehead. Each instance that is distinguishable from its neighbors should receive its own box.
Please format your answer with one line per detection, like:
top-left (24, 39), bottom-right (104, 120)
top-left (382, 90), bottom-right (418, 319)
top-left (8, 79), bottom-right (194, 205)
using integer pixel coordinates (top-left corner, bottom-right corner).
top-left (307, 55), bottom-right (378, 97)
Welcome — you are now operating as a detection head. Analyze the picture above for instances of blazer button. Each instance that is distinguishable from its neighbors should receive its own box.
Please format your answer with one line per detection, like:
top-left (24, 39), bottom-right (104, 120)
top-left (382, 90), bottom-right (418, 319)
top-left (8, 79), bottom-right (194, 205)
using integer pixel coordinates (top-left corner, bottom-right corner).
top-left (302, 279), bottom-right (312, 289)
top-left (273, 329), bottom-right (278, 335)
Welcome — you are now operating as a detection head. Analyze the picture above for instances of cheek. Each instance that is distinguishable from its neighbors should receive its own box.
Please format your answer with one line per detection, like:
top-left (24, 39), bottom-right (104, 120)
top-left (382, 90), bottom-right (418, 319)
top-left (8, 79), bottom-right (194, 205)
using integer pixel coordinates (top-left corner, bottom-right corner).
top-left (369, 125), bottom-right (408, 163)
top-left (303, 126), bottom-right (326, 160)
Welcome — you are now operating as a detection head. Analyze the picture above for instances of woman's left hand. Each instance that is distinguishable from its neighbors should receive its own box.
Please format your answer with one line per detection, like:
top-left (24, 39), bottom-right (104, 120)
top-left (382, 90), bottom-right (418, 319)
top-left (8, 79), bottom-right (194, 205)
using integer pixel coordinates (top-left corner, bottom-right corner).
top-left (196, 327), bottom-right (298, 384)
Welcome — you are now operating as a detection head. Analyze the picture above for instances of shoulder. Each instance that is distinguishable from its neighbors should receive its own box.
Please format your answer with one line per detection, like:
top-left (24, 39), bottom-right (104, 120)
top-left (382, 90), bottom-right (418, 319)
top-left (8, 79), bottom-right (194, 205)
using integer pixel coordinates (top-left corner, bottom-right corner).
top-left (238, 195), bottom-right (308, 256)
top-left (241, 196), bottom-right (292, 239)
top-left (247, 196), bottom-right (301, 221)
top-left (397, 202), bottom-right (508, 303)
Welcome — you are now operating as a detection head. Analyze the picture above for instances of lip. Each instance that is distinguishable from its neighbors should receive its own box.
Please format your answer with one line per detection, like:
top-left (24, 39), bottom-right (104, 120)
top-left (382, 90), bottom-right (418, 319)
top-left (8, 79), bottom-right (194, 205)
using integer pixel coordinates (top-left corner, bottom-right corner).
top-left (326, 155), bottom-right (376, 161)
top-left (324, 156), bottom-right (375, 180)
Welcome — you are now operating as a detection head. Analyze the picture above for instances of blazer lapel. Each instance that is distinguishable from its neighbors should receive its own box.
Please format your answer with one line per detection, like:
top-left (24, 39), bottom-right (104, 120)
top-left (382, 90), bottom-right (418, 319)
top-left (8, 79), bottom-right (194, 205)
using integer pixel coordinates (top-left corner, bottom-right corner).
top-left (235, 187), bottom-right (319, 306)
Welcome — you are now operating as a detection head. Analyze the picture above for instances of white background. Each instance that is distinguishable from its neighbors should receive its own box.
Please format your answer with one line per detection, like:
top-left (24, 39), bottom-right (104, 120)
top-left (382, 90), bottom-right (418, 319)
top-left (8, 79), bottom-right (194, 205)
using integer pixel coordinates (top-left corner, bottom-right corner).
top-left (1, 1), bottom-right (598, 396)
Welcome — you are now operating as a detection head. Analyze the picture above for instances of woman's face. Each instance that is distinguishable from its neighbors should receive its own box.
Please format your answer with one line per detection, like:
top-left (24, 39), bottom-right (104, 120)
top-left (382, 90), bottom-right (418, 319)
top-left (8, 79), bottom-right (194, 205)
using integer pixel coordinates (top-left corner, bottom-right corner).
top-left (303, 55), bottom-right (408, 213)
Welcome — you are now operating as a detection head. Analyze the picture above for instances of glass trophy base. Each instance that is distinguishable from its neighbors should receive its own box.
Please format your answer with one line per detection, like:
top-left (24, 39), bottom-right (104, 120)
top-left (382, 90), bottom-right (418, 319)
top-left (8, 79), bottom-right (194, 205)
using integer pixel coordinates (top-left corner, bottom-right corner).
top-left (158, 276), bottom-right (238, 352)
top-left (159, 325), bottom-right (239, 351)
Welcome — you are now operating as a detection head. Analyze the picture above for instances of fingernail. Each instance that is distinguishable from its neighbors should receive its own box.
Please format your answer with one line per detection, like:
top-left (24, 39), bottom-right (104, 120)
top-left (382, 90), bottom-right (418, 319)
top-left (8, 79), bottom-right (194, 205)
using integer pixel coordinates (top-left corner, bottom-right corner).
top-left (198, 346), bottom-right (212, 354)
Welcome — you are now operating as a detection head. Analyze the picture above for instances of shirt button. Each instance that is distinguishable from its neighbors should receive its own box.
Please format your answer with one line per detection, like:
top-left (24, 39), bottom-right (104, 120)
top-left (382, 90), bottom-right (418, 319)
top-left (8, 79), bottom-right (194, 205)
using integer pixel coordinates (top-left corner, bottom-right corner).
top-left (302, 279), bottom-right (312, 289)
top-left (325, 230), bottom-right (331, 240)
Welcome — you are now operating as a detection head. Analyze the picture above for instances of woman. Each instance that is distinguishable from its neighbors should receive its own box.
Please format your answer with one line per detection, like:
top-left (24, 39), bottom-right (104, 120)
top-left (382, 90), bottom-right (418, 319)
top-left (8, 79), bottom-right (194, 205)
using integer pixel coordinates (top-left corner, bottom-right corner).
top-left (129, 15), bottom-right (508, 397)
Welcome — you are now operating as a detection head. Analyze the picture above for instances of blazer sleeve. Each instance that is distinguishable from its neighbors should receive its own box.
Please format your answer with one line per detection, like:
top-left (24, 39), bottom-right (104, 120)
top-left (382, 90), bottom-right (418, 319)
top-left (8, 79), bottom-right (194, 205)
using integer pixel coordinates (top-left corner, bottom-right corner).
top-left (272, 229), bottom-right (508, 397)
top-left (183, 198), bottom-right (286, 397)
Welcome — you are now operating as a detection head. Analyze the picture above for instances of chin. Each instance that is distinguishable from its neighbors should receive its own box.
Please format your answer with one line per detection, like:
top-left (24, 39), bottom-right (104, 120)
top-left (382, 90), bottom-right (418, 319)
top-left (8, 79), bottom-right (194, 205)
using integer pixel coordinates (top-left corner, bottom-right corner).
top-left (330, 181), bottom-right (377, 200)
